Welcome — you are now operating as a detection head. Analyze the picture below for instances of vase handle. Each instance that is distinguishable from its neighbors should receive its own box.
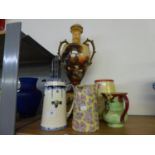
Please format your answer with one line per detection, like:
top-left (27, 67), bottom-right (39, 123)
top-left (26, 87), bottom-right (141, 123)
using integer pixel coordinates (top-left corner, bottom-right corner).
top-left (83, 38), bottom-right (96, 65)
top-left (58, 40), bottom-right (69, 58)
top-left (120, 95), bottom-right (129, 122)
top-left (66, 84), bottom-right (75, 119)
top-left (152, 82), bottom-right (155, 90)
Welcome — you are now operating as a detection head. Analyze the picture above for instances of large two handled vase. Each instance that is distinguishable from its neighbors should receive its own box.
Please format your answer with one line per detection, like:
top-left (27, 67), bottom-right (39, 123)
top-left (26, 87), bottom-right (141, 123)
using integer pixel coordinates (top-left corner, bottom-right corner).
top-left (58, 24), bottom-right (96, 86)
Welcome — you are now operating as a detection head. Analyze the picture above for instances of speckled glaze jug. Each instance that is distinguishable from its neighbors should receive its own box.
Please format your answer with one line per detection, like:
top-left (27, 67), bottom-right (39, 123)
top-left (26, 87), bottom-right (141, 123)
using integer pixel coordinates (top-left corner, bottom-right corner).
top-left (72, 84), bottom-right (99, 132)
top-left (102, 93), bottom-right (129, 128)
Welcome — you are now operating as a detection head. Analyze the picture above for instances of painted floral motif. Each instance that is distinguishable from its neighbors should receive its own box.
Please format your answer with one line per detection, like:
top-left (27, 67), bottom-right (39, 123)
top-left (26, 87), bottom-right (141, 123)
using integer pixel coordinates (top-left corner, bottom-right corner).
top-left (85, 86), bottom-right (92, 96)
top-left (88, 98), bottom-right (93, 105)
top-left (74, 112), bottom-right (83, 120)
top-left (79, 121), bottom-right (87, 132)
top-left (72, 85), bottom-right (99, 132)
top-left (89, 125), bottom-right (96, 132)
top-left (80, 94), bottom-right (86, 101)
top-left (73, 120), bottom-right (87, 132)
top-left (76, 92), bottom-right (86, 107)
top-left (72, 120), bottom-right (79, 129)
top-left (84, 108), bottom-right (93, 124)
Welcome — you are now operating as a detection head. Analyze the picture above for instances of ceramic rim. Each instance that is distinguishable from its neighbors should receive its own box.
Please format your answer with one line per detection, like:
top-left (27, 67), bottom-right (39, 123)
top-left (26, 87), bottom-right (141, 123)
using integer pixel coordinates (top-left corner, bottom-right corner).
top-left (40, 125), bottom-right (67, 131)
top-left (76, 84), bottom-right (95, 88)
top-left (95, 79), bottom-right (114, 83)
top-left (45, 80), bottom-right (65, 87)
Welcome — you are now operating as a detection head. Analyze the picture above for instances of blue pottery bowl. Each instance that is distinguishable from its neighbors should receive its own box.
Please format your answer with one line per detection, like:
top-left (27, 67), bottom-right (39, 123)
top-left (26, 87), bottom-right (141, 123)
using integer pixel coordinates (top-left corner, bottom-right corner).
top-left (17, 77), bottom-right (42, 118)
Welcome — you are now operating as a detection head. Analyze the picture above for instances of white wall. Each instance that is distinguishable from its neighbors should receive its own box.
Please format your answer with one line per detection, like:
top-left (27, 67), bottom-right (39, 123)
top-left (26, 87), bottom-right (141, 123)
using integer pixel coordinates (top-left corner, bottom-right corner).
top-left (8, 19), bottom-right (155, 115)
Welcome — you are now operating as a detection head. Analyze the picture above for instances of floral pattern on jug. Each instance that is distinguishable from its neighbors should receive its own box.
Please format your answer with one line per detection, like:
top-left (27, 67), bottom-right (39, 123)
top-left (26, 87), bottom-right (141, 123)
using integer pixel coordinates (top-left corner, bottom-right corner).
top-left (72, 85), bottom-right (99, 132)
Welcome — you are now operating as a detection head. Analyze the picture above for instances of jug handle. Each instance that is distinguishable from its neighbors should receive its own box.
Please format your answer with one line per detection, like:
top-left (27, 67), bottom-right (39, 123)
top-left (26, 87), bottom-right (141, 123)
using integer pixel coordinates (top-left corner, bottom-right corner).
top-left (58, 40), bottom-right (69, 58)
top-left (66, 84), bottom-right (75, 119)
top-left (83, 38), bottom-right (96, 65)
top-left (120, 95), bottom-right (129, 122)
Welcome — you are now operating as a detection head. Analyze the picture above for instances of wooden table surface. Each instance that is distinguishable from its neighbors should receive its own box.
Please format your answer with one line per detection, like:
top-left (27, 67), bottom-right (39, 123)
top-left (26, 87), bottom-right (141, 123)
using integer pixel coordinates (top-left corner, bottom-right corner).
top-left (16, 115), bottom-right (155, 135)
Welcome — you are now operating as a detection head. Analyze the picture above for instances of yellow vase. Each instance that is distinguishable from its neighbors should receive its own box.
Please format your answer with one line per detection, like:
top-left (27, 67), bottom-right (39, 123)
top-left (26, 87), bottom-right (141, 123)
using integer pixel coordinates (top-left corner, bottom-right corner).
top-left (95, 79), bottom-right (116, 120)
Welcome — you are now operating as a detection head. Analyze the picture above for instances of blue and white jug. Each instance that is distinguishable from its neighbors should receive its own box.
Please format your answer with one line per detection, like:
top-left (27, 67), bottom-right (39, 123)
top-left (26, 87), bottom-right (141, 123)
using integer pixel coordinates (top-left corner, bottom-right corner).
top-left (41, 80), bottom-right (73, 131)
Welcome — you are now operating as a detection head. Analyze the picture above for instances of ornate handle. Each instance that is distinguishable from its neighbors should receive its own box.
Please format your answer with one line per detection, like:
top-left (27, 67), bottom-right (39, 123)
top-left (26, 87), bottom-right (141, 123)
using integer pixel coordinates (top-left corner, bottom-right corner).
top-left (83, 38), bottom-right (96, 65)
top-left (66, 84), bottom-right (75, 119)
top-left (120, 95), bottom-right (129, 123)
top-left (152, 82), bottom-right (155, 90)
top-left (58, 40), bottom-right (69, 58)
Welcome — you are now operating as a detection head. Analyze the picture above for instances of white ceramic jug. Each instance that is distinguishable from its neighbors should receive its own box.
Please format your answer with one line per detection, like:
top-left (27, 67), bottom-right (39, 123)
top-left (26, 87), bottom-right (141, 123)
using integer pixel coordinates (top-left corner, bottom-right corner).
top-left (41, 81), bottom-right (73, 131)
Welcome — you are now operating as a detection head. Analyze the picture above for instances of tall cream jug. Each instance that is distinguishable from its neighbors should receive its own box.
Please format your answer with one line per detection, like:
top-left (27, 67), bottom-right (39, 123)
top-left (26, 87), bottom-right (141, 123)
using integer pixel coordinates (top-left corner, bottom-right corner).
top-left (41, 81), bottom-right (73, 131)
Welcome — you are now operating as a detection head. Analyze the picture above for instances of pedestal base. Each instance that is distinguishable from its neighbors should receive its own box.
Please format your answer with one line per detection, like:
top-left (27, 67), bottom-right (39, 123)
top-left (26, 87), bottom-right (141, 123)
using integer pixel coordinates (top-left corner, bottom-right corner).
top-left (107, 123), bottom-right (124, 128)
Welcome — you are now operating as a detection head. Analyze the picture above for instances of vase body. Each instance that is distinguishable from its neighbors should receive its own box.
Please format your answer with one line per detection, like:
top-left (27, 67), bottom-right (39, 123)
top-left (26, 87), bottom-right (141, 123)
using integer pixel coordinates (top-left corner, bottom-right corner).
top-left (72, 84), bottom-right (99, 132)
top-left (103, 93), bottom-right (129, 128)
top-left (17, 77), bottom-right (42, 117)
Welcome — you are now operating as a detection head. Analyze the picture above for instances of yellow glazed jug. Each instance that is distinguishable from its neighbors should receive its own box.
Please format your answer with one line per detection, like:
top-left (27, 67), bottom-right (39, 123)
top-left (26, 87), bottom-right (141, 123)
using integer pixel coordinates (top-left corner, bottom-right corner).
top-left (72, 84), bottom-right (99, 132)
top-left (95, 79), bottom-right (116, 120)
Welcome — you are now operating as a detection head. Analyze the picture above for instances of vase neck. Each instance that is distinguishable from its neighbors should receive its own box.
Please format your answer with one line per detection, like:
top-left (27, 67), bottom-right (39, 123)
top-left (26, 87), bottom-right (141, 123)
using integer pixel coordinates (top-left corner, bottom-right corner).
top-left (71, 24), bottom-right (83, 44)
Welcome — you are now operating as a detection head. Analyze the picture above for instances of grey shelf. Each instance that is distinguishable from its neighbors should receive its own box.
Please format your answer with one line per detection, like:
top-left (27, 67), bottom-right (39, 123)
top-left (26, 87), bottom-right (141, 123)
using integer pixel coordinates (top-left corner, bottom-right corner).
top-left (0, 22), bottom-right (55, 135)
top-left (0, 31), bottom-right (55, 66)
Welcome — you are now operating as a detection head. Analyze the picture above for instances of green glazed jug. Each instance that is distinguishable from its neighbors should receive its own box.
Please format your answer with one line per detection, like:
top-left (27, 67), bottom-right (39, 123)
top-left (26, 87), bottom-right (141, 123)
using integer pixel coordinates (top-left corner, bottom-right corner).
top-left (102, 93), bottom-right (129, 128)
